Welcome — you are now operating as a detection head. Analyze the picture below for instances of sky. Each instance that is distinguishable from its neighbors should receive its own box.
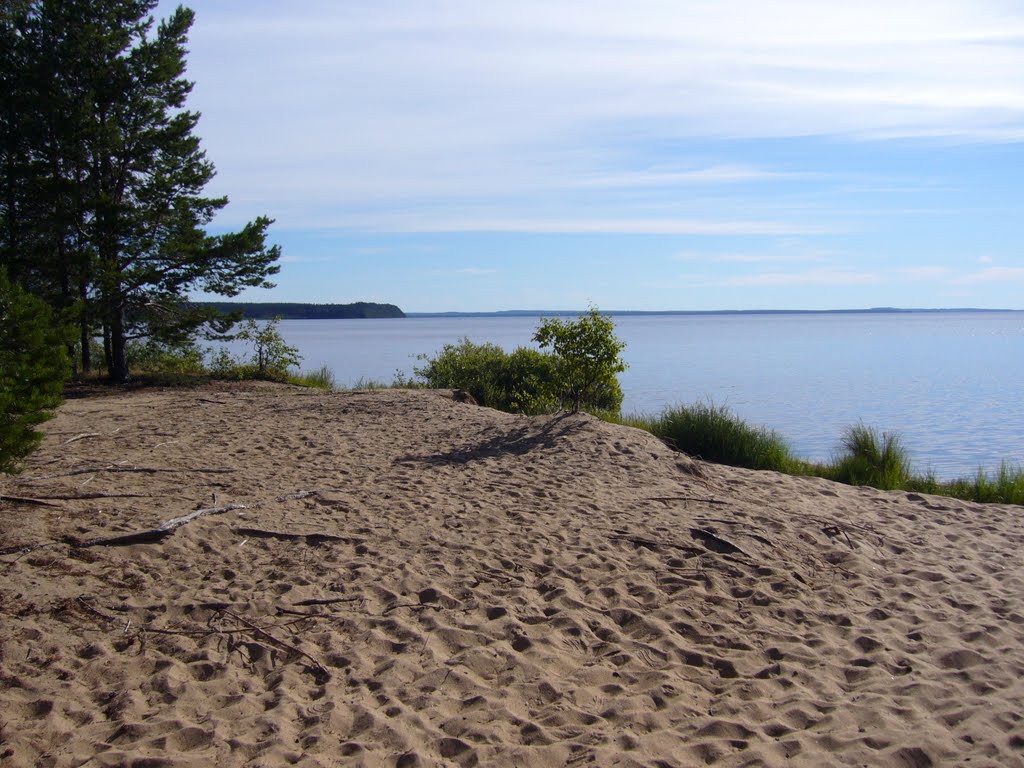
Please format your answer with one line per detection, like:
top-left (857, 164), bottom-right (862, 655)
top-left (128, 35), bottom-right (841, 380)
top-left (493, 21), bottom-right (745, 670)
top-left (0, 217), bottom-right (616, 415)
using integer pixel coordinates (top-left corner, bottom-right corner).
top-left (160, 0), bottom-right (1024, 312)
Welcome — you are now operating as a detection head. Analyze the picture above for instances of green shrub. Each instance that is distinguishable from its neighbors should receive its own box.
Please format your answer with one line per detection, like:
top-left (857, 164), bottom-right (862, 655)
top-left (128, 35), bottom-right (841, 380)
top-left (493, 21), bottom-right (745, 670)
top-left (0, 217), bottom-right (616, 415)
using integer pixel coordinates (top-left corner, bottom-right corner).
top-left (414, 308), bottom-right (627, 415)
top-left (236, 316), bottom-right (302, 377)
top-left (0, 269), bottom-right (70, 474)
top-left (533, 307), bottom-right (627, 413)
top-left (414, 338), bottom-right (510, 407)
top-left (498, 347), bottom-right (560, 414)
top-left (206, 347), bottom-right (243, 378)
top-left (414, 339), bottom-right (561, 413)
top-left (126, 340), bottom-right (206, 376)
top-left (828, 423), bottom-right (912, 490)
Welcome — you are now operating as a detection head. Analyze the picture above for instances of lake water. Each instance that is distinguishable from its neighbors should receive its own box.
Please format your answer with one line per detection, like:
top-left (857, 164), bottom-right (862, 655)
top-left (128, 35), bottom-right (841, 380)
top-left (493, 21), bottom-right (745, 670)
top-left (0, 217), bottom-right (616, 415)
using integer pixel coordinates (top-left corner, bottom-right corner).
top-left (237, 312), bottom-right (1024, 480)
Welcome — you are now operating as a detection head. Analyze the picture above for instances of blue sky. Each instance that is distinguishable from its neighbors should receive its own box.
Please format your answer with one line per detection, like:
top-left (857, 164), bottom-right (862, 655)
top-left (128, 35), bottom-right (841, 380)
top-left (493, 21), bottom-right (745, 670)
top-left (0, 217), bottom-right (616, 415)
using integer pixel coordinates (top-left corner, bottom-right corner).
top-left (162, 1), bottom-right (1024, 311)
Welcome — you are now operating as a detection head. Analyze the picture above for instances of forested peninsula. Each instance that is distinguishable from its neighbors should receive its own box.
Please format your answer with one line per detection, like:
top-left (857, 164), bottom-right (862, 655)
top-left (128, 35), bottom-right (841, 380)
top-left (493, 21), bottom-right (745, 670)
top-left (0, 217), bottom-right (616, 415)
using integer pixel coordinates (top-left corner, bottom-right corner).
top-left (190, 302), bottom-right (405, 319)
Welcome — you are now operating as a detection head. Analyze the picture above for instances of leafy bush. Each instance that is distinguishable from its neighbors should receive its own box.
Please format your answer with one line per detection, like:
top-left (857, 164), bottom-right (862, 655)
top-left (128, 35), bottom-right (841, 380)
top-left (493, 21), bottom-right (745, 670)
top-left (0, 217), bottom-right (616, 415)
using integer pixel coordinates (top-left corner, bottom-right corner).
top-left (414, 309), bottom-right (628, 415)
top-left (414, 339), bottom-right (557, 413)
top-left (533, 307), bottom-right (627, 413)
top-left (0, 269), bottom-right (70, 474)
top-left (236, 316), bottom-right (302, 377)
top-left (415, 338), bottom-right (508, 406)
top-left (498, 347), bottom-right (560, 414)
top-left (828, 423), bottom-right (912, 490)
top-left (206, 347), bottom-right (244, 378)
top-left (126, 340), bottom-right (206, 376)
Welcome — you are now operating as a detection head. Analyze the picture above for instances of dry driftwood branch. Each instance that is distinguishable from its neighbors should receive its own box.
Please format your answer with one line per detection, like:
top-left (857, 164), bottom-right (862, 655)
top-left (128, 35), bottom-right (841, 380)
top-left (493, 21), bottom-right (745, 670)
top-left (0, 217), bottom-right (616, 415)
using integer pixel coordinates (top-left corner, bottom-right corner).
top-left (81, 503), bottom-right (249, 547)
top-left (0, 494), bottom-right (63, 508)
top-left (20, 491), bottom-right (152, 501)
top-left (293, 596), bottom-right (363, 607)
top-left (0, 541), bottom-right (62, 558)
top-left (29, 465), bottom-right (236, 481)
top-left (693, 517), bottom-right (776, 548)
top-left (222, 610), bottom-right (329, 679)
top-left (823, 523), bottom-right (856, 549)
top-left (234, 527), bottom-right (351, 545)
top-left (690, 527), bottom-right (749, 557)
top-left (62, 432), bottom-right (102, 445)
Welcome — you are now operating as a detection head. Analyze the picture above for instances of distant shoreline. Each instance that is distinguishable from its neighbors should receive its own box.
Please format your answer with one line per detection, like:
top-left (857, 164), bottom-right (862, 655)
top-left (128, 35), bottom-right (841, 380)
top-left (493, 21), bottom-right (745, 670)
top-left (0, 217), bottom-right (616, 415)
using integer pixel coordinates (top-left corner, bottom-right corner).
top-left (406, 307), bottom-right (1020, 318)
top-left (197, 303), bottom-right (1020, 320)
top-left (189, 301), bottom-right (405, 319)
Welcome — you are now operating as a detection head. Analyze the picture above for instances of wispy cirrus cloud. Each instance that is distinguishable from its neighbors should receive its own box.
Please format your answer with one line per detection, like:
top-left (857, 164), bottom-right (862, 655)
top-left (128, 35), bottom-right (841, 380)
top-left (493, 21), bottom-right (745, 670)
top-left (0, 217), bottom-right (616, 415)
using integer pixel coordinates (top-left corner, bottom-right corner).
top-left (167, 0), bottom-right (1024, 233)
top-left (358, 216), bottom-right (837, 236)
top-left (710, 268), bottom-right (880, 287)
top-left (955, 266), bottom-right (1024, 284)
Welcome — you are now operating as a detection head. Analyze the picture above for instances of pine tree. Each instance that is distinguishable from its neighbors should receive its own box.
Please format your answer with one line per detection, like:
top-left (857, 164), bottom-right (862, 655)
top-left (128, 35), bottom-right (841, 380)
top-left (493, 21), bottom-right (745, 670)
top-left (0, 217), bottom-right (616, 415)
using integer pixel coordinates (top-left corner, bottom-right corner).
top-left (0, 268), bottom-right (69, 474)
top-left (0, 1), bottom-right (281, 382)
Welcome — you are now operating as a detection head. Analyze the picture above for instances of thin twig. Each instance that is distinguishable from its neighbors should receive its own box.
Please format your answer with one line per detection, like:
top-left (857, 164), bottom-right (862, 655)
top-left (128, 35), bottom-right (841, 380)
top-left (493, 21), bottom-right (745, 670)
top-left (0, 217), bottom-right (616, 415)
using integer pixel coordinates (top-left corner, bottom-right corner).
top-left (222, 610), bottom-right (329, 678)
top-left (293, 596), bottom-right (363, 607)
top-left (27, 465), bottom-right (236, 481)
top-left (233, 527), bottom-right (351, 545)
top-left (62, 433), bottom-right (102, 445)
top-left (15, 492), bottom-right (152, 501)
top-left (648, 496), bottom-right (730, 505)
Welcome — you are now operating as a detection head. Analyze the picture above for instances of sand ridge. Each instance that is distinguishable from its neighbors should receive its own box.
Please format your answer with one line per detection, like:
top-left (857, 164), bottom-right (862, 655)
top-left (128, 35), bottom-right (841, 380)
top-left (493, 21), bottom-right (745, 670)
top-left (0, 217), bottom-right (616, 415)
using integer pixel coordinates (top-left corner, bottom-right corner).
top-left (1, 383), bottom-right (1023, 767)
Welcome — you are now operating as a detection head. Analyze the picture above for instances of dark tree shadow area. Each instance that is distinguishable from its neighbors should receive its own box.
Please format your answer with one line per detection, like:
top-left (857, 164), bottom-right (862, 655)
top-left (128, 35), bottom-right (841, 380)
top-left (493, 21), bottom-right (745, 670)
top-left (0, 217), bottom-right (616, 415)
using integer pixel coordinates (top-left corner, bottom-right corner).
top-left (400, 412), bottom-right (588, 466)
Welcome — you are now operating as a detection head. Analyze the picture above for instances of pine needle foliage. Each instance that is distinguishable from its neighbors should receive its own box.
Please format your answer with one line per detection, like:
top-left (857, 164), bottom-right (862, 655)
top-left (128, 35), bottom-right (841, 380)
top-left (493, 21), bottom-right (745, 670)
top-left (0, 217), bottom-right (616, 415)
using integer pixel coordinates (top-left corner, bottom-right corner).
top-left (0, 268), bottom-right (70, 473)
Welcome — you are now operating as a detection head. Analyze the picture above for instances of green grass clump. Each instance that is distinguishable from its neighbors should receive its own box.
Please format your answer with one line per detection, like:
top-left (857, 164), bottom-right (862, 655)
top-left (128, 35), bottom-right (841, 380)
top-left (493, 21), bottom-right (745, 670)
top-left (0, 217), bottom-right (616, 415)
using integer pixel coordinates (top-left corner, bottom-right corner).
top-left (286, 365), bottom-right (337, 390)
top-left (914, 462), bottom-right (1024, 506)
top-left (606, 404), bottom-right (1022, 507)
top-left (346, 376), bottom-right (393, 390)
top-left (827, 423), bottom-right (913, 490)
top-left (616, 402), bottom-right (799, 473)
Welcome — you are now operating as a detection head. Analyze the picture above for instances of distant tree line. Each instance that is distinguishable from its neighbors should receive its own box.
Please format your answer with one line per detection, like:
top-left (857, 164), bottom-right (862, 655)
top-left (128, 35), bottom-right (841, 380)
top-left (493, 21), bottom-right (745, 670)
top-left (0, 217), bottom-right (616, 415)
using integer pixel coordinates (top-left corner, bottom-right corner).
top-left (191, 302), bottom-right (405, 320)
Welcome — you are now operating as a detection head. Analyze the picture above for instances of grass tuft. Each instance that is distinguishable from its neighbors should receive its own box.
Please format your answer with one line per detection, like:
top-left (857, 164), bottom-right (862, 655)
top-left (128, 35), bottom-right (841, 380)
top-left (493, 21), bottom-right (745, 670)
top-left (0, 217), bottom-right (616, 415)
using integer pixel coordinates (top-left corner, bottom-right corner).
top-left (827, 423), bottom-right (912, 490)
top-left (286, 365), bottom-right (337, 391)
top-left (604, 405), bottom-right (1022, 506)
top-left (613, 402), bottom-right (799, 473)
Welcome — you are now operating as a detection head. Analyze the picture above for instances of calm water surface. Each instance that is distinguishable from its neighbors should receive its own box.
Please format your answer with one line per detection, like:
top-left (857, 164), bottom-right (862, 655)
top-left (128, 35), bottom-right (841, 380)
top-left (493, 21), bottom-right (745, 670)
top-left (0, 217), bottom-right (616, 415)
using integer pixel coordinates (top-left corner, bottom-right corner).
top-left (255, 313), bottom-right (1023, 480)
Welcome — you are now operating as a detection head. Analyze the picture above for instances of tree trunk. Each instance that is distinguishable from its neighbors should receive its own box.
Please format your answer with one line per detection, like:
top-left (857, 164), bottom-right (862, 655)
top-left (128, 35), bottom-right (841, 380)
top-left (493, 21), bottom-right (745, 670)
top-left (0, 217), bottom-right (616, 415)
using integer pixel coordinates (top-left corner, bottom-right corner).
top-left (102, 321), bottom-right (112, 379)
top-left (108, 304), bottom-right (129, 383)
top-left (79, 279), bottom-right (91, 373)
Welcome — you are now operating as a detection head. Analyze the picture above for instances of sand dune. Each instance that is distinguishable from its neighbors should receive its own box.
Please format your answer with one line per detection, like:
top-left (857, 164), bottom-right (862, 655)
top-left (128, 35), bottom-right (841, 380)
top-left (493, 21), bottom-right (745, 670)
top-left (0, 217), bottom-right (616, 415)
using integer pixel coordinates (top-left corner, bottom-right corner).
top-left (2, 383), bottom-right (1023, 767)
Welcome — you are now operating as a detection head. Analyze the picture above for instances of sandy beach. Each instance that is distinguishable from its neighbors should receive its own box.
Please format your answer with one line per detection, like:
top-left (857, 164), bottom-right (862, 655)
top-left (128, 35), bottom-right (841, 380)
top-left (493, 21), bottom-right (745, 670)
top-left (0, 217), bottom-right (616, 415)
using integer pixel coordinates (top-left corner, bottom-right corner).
top-left (2, 382), bottom-right (1022, 767)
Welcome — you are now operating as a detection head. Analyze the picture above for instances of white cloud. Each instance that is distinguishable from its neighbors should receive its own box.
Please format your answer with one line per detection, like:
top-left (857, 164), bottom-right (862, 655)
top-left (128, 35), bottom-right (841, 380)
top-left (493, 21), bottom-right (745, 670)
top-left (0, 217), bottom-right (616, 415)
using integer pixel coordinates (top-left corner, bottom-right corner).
top-left (712, 268), bottom-right (880, 287)
top-left (160, 0), bottom-right (1024, 232)
top-left (373, 216), bottom-right (836, 236)
top-left (955, 266), bottom-right (1024, 284)
top-left (900, 267), bottom-right (954, 280)
top-left (567, 166), bottom-right (807, 188)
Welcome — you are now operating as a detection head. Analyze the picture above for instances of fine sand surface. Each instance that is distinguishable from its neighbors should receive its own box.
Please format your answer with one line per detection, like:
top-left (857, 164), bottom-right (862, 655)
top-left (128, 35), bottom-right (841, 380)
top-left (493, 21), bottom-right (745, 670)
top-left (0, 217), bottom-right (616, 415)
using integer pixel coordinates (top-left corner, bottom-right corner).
top-left (2, 383), bottom-right (1023, 767)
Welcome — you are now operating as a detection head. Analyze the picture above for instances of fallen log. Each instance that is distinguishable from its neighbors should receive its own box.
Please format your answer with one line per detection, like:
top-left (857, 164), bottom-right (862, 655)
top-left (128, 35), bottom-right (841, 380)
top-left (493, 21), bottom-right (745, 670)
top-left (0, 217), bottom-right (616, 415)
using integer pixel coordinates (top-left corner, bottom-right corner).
top-left (82, 503), bottom-right (249, 547)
